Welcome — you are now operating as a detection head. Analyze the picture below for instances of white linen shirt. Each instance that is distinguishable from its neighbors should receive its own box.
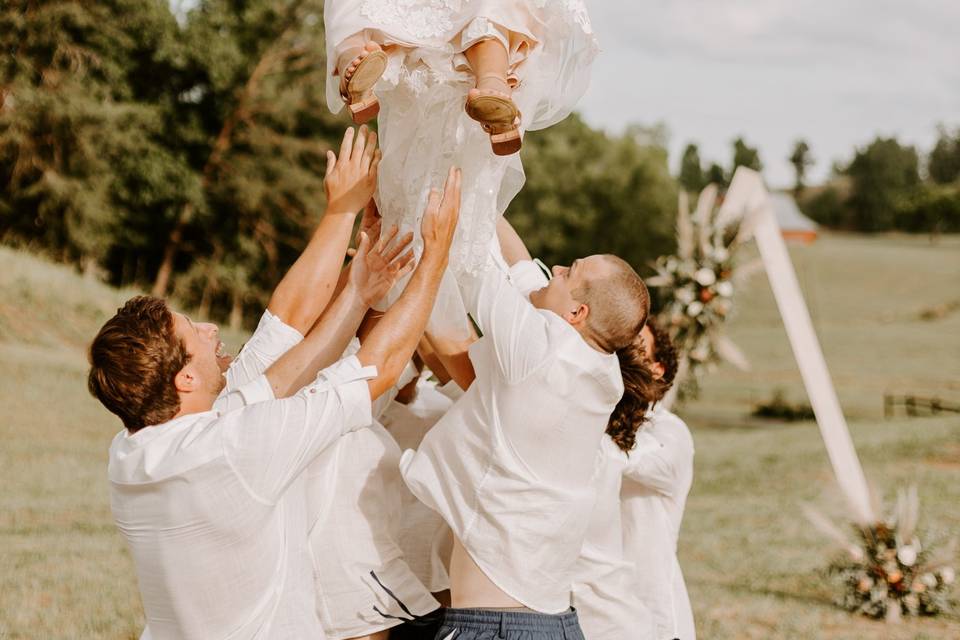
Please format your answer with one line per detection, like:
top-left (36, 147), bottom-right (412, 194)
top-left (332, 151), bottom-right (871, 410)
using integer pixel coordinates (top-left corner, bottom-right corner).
top-left (305, 341), bottom-right (439, 640)
top-left (380, 377), bottom-right (458, 592)
top-left (572, 436), bottom-right (656, 640)
top-left (109, 311), bottom-right (377, 640)
top-left (621, 406), bottom-right (696, 640)
top-left (400, 256), bottom-right (624, 613)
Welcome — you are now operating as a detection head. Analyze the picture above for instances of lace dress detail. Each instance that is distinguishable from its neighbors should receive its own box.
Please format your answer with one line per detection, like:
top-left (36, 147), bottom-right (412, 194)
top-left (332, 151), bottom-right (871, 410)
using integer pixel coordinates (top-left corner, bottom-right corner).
top-left (360, 0), bottom-right (465, 41)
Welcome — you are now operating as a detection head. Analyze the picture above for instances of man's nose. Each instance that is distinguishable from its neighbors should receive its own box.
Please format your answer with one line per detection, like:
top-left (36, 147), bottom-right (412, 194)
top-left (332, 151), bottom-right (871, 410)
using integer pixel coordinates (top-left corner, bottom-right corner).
top-left (551, 265), bottom-right (565, 277)
top-left (201, 323), bottom-right (219, 339)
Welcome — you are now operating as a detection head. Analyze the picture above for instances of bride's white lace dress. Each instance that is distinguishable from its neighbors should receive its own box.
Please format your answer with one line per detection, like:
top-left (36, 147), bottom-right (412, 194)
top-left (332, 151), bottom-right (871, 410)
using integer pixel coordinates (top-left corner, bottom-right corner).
top-left (324, 0), bottom-right (598, 336)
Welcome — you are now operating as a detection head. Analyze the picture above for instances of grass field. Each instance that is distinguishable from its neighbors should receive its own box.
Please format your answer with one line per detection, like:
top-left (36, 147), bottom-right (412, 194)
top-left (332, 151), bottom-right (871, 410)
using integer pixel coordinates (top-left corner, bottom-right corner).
top-left (1, 233), bottom-right (958, 639)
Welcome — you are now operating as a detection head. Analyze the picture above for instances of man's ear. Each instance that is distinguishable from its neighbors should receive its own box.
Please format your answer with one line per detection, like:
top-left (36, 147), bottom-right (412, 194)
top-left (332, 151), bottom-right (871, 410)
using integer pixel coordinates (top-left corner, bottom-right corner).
top-left (174, 365), bottom-right (198, 394)
top-left (567, 302), bottom-right (590, 327)
top-left (650, 361), bottom-right (666, 380)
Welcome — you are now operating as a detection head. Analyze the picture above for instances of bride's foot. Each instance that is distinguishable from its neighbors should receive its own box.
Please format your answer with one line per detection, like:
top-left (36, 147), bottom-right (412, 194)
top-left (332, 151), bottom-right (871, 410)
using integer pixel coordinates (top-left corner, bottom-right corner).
top-left (465, 73), bottom-right (522, 156)
top-left (338, 41), bottom-right (387, 125)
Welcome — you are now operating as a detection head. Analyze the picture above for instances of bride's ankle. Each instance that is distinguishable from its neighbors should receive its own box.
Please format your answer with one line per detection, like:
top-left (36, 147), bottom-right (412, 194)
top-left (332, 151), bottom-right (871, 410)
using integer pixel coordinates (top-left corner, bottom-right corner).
top-left (474, 73), bottom-right (511, 96)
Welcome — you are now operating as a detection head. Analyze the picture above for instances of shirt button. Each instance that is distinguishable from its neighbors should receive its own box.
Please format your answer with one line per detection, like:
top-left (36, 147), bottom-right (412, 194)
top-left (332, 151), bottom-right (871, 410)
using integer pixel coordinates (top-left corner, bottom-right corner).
top-left (309, 388), bottom-right (316, 394)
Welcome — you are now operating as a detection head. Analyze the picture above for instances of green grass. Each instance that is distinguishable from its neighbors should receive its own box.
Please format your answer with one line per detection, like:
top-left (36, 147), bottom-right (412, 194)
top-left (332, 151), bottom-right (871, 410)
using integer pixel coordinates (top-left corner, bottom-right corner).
top-left (1, 234), bottom-right (959, 639)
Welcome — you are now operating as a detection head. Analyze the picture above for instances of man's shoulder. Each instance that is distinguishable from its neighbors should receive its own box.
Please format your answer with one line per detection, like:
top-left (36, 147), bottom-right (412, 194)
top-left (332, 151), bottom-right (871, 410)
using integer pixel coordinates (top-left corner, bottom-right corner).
top-left (108, 411), bottom-right (227, 485)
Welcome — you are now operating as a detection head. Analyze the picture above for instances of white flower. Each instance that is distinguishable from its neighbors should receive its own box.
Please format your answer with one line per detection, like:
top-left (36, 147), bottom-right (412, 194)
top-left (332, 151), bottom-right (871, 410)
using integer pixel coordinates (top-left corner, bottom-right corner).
top-left (942, 567), bottom-right (955, 585)
top-left (694, 267), bottom-right (717, 286)
top-left (712, 246), bottom-right (730, 262)
top-left (897, 545), bottom-right (917, 567)
top-left (690, 344), bottom-right (710, 361)
top-left (675, 286), bottom-right (696, 304)
top-left (687, 301), bottom-right (704, 317)
top-left (716, 281), bottom-right (734, 298)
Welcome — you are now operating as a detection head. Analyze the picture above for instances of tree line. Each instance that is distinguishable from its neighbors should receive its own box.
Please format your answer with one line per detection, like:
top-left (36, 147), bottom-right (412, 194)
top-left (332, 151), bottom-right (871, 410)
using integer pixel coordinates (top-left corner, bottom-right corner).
top-left (0, 0), bottom-right (677, 328)
top-left (677, 129), bottom-right (960, 235)
top-left (2, 2), bottom-right (955, 329)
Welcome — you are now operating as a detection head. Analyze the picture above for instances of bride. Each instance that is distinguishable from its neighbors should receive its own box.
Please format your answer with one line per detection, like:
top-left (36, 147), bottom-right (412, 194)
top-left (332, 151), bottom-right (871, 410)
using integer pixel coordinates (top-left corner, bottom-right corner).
top-left (323, 0), bottom-right (597, 338)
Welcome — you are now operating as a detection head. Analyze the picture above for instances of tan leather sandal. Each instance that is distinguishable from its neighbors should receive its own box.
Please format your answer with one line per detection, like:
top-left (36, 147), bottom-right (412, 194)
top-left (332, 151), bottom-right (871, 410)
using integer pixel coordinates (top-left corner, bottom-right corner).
top-left (338, 44), bottom-right (387, 125)
top-left (465, 72), bottom-right (522, 156)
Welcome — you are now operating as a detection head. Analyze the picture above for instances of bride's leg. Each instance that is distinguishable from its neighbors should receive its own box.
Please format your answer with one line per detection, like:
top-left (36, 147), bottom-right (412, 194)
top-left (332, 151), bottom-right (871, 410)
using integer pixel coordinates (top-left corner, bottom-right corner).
top-left (463, 37), bottom-right (522, 155)
top-left (465, 38), bottom-right (511, 101)
top-left (336, 34), bottom-right (387, 125)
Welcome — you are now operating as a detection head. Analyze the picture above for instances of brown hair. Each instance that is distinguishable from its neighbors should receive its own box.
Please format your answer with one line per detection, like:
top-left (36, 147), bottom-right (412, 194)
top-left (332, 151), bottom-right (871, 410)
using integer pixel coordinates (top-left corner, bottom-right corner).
top-left (573, 255), bottom-right (650, 354)
top-left (606, 316), bottom-right (678, 453)
top-left (87, 296), bottom-right (190, 432)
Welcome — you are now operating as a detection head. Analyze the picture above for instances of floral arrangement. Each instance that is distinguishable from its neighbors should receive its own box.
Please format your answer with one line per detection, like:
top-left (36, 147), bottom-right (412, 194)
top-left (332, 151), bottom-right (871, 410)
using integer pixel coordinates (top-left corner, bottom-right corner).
top-left (647, 185), bottom-right (761, 397)
top-left (806, 488), bottom-right (957, 622)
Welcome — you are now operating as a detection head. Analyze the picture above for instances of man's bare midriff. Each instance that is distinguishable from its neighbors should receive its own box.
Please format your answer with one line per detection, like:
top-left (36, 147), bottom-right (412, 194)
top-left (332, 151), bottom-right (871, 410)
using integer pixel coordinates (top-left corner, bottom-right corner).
top-left (449, 536), bottom-right (525, 609)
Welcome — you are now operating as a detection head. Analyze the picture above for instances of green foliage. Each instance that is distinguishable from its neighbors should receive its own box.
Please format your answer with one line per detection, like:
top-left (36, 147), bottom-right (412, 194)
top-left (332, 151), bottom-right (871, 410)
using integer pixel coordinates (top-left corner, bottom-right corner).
top-left (789, 139), bottom-right (813, 196)
top-left (801, 130), bottom-right (960, 234)
top-left (731, 136), bottom-right (763, 175)
top-left (509, 115), bottom-right (678, 274)
top-left (679, 142), bottom-right (706, 193)
top-left (1, 2), bottom-right (678, 326)
top-left (751, 389), bottom-right (815, 422)
top-left (928, 125), bottom-right (960, 185)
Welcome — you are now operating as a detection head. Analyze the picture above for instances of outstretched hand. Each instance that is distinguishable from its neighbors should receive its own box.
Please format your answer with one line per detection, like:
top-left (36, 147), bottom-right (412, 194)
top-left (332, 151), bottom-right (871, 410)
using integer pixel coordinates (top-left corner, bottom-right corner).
top-left (348, 224), bottom-right (415, 307)
top-left (421, 167), bottom-right (462, 263)
top-left (324, 125), bottom-right (382, 215)
top-left (347, 199), bottom-right (382, 258)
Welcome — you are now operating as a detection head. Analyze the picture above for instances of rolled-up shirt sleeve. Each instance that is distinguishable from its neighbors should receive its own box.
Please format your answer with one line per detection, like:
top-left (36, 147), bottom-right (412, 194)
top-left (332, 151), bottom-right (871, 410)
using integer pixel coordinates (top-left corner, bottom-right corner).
top-left (223, 355), bottom-right (377, 504)
top-left (457, 252), bottom-right (552, 384)
top-left (222, 310), bottom-right (304, 393)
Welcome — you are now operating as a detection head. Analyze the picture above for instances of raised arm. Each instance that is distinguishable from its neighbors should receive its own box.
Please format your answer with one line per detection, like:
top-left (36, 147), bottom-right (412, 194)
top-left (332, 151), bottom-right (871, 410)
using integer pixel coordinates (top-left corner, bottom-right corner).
top-left (358, 167), bottom-right (462, 400)
top-left (496, 215), bottom-right (532, 266)
top-left (266, 126), bottom-right (381, 334)
top-left (264, 226), bottom-right (414, 398)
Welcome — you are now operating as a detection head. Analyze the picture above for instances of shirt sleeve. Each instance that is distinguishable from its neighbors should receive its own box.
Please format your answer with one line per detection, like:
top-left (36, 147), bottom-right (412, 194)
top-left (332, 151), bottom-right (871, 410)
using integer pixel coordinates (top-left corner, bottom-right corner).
top-left (221, 310), bottom-right (304, 394)
top-left (212, 374), bottom-right (275, 414)
top-left (457, 251), bottom-right (552, 384)
top-left (223, 355), bottom-right (377, 504)
top-left (622, 424), bottom-right (694, 497)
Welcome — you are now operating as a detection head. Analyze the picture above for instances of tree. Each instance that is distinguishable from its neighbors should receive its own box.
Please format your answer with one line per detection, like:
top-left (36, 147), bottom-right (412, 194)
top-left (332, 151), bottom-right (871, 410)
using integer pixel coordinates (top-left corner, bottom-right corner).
top-left (678, 143), bottom-right (705, 193)
top-left (845, 136), bottom-right (919, 231)
top-left (705, 162), bottom-right (726, 187)
top-left (928, 125), bottom-right (960, 185)
top-left (509, 114), bottom-right (677, 274)
top-left (789, 139), bottom-right (814, 196)
top-left (730, 136), bottom-right (762, 176)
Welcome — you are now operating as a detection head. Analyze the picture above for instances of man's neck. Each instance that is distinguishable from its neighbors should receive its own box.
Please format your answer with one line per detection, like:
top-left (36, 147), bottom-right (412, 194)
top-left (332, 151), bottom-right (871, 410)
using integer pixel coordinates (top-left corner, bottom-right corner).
top-left (173, 392), bottom-right (216, 419)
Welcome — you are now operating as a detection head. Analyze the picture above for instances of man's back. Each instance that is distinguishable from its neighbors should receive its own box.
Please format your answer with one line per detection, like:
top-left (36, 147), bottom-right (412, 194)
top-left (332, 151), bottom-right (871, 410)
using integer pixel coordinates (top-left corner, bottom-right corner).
top-left (109, 413), bottom-right (318, 640)
top-left (400, 259), bottom-right (623, 613)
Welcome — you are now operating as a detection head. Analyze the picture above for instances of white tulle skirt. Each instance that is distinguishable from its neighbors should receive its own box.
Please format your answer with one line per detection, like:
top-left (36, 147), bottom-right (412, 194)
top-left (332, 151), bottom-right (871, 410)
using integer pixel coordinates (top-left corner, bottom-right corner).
top-left (323, 0), bottom-right (598, 337)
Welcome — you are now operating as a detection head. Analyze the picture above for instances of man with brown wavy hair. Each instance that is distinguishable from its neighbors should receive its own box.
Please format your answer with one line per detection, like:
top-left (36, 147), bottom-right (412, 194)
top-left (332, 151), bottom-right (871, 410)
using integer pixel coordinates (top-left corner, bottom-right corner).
top-left (88, 125), bottom-right (463, 640)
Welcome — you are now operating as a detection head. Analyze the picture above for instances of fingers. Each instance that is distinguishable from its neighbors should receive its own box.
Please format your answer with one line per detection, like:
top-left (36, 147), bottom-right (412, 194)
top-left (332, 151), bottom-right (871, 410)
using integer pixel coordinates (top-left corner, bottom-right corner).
top-left (325, 150), bottom-right (336, 178)
top-left (360, 129), bottom-right (378, 172)
top-left (375, 224), bottom-right (399, 255)
top-left (339, 127), bottom-right (355, 162)
top-left (382, 231), bottom-right (414, 263)
top-left (370, 149), bottom-right (382, 177)
top-left (364, 198), bottom-right (381, 222)
top-left (354, 231), bottom-right (371, 262)
top-left (351, 125), bottom-right (367, 164)
top-left (439, 167), bottom-right (463, 219)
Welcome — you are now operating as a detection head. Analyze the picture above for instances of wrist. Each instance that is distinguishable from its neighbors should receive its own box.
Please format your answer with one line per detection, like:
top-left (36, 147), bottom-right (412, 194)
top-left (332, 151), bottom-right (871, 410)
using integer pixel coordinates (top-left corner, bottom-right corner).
top-left (420, 246), bottom-right (449, 271)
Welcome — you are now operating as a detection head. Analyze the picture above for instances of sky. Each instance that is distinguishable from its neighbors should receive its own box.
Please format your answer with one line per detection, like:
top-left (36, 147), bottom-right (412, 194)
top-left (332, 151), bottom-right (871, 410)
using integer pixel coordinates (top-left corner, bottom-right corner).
top-left (578, 0), bottom-right (960, 187)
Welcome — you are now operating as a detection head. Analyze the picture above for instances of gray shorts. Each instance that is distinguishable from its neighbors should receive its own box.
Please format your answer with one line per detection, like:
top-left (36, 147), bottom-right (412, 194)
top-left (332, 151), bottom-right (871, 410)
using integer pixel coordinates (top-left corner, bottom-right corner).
top-left (432, 607), bottom-right (585, 640)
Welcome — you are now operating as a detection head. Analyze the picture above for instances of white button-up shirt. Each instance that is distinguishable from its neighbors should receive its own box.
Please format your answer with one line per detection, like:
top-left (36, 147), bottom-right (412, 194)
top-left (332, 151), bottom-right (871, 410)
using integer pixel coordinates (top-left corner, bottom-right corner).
top-left (380, 378), bottom-right (458, 592)
top-left (400, 257), bottom-right (623, 614)
top-left (621, 406), bottom-right (696, 640)
top-left (109, 311), bottom-right (376, 640)
top-left (305, 341), bottom-right (439, 639)
top-left (572, 436), bottom-right (655, 639)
